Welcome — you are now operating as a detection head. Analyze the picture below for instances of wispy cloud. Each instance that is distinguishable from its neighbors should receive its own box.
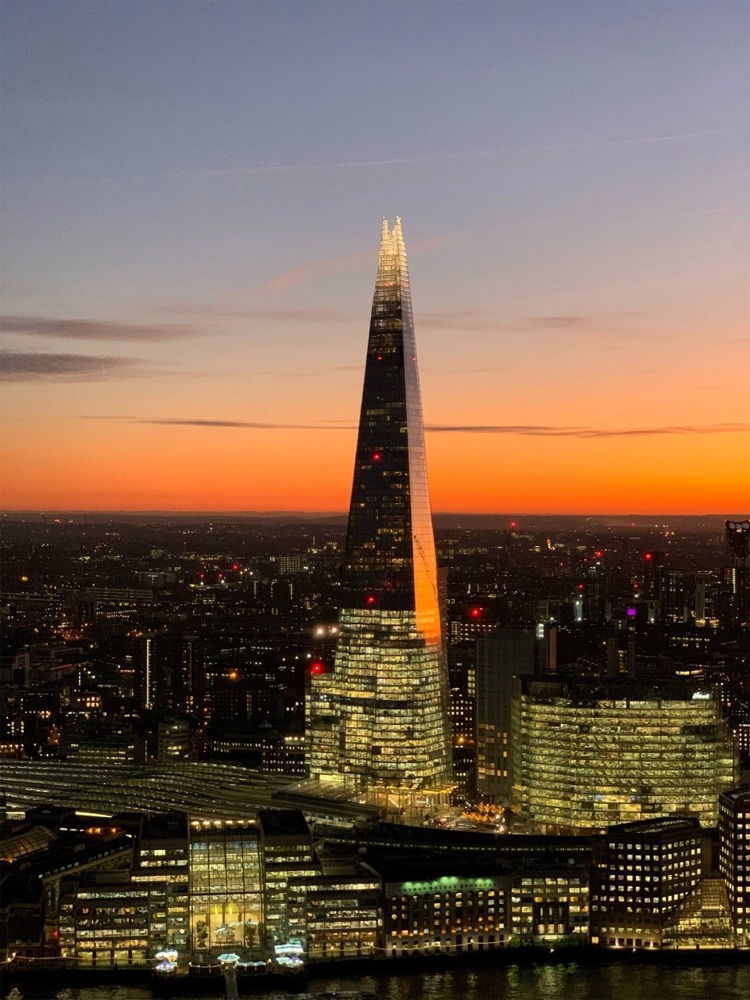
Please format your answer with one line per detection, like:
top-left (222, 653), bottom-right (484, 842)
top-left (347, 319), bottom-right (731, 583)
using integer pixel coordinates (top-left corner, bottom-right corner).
top-left (128, 417), bottom-right (348, 430)
top-left (525, 316), bottom-right (593, 330)
top-left (89, 416), bottom-right (749, 438)
top-left (591, 207), bottom-right (738, 229)
top-left (151, 303), bottom-right (355, 323)
top-left (428, 423), bottom-right (750, 438)
top-left (419, 310), bottom-right (623, 336)
top-left (1, 351), bottom-right (141, 381)
top-left (0, 315), bottom-right (204, 341)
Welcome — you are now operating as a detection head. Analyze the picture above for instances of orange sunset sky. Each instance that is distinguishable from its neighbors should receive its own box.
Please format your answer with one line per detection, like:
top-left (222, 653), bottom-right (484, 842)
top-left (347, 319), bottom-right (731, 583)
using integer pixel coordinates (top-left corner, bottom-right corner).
top-left (2, 2), bottom-right (748, 515)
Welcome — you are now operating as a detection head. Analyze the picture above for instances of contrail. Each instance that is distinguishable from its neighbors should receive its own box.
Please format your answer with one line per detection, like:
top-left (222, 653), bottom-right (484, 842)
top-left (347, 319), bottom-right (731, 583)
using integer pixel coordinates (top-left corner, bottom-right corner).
top-left (170, 128), bottom-right (746, 179)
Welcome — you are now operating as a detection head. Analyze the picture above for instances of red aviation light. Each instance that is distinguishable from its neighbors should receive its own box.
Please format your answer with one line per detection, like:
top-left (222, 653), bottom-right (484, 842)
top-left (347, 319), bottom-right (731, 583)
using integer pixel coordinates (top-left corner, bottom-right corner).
top-left (510, 521), bottom-right (517, 530)
top-left (470, 607), bottom-right (482, 619)
top-left (645, 552), bottom-right (653, 561)
top-left (595, 550), bottom-right (603, 559)
top-left (310, 661), bottom-right (325, 675)
top-left (232, 563), bottom-right (239, 571)
top-left (366, 595), bottom-right (377, 605)
top-left (372, 452), bottom-right (381, 461)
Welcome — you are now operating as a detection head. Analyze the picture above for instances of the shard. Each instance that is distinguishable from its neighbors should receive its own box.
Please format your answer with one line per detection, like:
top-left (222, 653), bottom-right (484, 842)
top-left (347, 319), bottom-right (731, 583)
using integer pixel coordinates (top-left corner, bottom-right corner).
top-left (307, 218), bottom-right (452, 801)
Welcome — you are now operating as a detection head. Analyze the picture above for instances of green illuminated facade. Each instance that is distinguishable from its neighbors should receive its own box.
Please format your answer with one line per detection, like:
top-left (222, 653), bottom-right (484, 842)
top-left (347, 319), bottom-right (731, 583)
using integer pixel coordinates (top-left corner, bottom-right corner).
top-left (307, 219), bottom-right (451, 798)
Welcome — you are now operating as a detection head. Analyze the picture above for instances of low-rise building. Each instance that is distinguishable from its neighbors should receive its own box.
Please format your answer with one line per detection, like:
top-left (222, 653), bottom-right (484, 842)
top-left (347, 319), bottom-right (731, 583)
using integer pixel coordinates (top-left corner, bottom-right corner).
top-left (370, 858), bottom-right (512, 958)
top-left (591, 817), bottom-right (703, 948)
top-left (719, 784), bottom-right (750, 947)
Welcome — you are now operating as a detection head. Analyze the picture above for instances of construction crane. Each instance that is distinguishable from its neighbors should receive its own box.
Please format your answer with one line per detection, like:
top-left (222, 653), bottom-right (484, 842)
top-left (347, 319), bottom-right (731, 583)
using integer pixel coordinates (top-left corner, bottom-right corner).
top-left (500, 519), bottom-right (517, 570)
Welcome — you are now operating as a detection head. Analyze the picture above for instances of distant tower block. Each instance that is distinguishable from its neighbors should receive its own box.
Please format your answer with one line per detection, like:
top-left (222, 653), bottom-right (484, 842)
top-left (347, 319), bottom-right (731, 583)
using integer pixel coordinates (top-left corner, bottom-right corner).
top-left (723, 520), bottom-right (750, 627)
top-left (307, 219), bottom-right (452, 806)
top-left (726, 520), bottom-right (750, 563)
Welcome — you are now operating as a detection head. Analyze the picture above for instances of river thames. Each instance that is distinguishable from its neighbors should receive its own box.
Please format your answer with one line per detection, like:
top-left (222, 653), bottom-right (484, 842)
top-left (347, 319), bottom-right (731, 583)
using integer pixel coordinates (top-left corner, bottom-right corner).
top-left (3, 962), bottom-right (750, 1000)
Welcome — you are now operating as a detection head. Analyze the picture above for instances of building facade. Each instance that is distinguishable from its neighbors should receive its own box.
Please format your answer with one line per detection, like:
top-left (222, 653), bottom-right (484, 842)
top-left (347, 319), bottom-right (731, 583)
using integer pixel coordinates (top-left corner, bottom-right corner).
top-left (188, 819), bottom-right (263, 955)
top-left (475, 629), bottom-right (537, 803)
top-left (719, 784), bottom-right (750, 946)
top-left (591, 817), bottom-right (703, 949)
top-left (511, 678), bottom-right (736, 832)
top-left (307, 219), bottom-right (452, 804)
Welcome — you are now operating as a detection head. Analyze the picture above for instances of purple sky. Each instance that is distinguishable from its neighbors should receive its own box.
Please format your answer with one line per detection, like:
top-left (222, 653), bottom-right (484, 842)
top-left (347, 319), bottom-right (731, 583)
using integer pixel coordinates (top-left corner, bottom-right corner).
top-left (1, 1), bottom-right (748, 513)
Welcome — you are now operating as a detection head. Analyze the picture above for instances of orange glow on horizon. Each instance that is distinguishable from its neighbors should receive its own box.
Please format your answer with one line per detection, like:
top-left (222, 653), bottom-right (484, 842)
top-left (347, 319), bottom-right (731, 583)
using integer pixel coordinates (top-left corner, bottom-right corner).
top-left (1, 417), bottom-right (748, 515)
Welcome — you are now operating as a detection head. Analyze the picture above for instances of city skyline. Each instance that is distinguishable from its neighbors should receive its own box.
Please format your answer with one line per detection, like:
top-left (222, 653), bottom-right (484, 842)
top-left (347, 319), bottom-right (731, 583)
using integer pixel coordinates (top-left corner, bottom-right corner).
top-left (1, 1), bottom-right (748, 515)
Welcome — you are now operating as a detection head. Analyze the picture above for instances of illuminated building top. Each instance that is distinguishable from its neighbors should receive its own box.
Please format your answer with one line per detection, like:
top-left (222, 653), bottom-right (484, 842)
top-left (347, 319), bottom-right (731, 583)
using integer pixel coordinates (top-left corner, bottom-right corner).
top-left (342, 217), bottom-right (441, 642)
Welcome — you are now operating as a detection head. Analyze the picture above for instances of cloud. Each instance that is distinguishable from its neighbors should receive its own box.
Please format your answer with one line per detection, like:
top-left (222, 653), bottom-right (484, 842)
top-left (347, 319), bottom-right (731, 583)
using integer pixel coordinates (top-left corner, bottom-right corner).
top-left (1, 351), bottom-right (140, 381)
top-left (418, 310), bottom-right (613, 334)
top-left (591, 207), bottom-right (737, 229)
top-left (151, 303), bottom-right (356, 324)
top-left (131, 417), bottom-right (353, 430)
top-left (418, 309), bottom-right (499, 331)
top-left (0, 315), bottom-right (203, 341)
top-left (427, 423), bottom-right (750, 438)
top-left (90, 416), bottom-right (750, 438)
top-left (524, 316), bottom-right (593, 330)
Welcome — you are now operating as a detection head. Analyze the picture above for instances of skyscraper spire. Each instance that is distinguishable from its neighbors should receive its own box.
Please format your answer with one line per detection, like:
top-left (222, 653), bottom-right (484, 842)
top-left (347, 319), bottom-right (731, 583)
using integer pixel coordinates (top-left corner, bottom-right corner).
top-left (307, 219), bottom-right (452, 802)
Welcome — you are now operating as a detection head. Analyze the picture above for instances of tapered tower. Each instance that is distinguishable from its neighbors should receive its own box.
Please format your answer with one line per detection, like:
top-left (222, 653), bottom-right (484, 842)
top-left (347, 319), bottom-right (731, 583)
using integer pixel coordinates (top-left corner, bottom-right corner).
top-left (307, 218), bottom-right (452, 803)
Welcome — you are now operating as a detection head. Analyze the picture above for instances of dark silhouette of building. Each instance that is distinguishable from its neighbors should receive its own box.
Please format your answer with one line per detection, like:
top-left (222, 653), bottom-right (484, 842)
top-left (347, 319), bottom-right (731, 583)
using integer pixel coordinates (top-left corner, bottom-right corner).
top-left (722, 520), bottom-right (749, 627)
top-left (475, 629), bottom-right (537, 803)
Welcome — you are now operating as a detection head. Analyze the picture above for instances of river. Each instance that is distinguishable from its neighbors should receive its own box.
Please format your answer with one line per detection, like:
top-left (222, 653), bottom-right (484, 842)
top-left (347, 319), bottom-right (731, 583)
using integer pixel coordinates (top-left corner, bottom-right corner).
top-left (3, 961), bottom-right (750, 1000)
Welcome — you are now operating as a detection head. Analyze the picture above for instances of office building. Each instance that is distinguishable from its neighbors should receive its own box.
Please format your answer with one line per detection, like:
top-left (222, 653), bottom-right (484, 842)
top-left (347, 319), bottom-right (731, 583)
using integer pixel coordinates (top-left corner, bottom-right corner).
top-left (188, 819), bottom-right (263, 954)
top-left (258, 809), bottom-right (316, 945)
top-left (307, 219), bottom-right (451, 805)
top-left (722, 520), bottom-right (750, 627)
top-left (475, 629), bottom-right (537, 803)
top-left (719, 784), bottom-right (750, 946)
top-left (375, 860), bottom-right (511, 957)
top-left (287, 861), bottom-right (380, 961)
top-left (591, 817), bottom-right (702, 948)
top-left (511, 678), bottom-right (736, 832)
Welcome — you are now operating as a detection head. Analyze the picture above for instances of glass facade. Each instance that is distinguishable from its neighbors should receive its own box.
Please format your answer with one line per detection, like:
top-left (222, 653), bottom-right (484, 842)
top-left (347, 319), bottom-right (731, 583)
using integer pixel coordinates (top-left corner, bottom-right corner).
top-left (308, 219), bottom-right (451, 794)
top-left (511, 679), bottom-right (737, 831)
top-left (188, 820), bottom-right (263, 955)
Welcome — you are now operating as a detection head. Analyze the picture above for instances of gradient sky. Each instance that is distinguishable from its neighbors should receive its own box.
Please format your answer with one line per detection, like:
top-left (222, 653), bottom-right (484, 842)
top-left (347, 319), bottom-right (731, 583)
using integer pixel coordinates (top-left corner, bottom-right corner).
top-left (1, 0), bottom-right (748, 514)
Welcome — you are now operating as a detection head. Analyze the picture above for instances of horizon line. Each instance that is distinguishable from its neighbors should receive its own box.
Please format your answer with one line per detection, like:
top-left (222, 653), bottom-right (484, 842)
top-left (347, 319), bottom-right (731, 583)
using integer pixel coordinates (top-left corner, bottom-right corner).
top-left (1, 509), bottom-right (744, 519)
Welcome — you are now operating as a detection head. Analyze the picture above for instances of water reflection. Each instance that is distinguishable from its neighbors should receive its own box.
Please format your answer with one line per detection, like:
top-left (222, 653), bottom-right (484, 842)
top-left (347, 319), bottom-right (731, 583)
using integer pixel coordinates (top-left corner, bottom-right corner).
top-left (2, 964), bottom-right (750, 1000)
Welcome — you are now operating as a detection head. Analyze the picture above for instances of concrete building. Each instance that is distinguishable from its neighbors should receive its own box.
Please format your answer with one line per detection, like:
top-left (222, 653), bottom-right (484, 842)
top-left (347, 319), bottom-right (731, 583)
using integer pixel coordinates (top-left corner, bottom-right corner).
top-left (719, 784), bottom-right (750, 946)
top-left (591, 817), bottom-right (703, 948)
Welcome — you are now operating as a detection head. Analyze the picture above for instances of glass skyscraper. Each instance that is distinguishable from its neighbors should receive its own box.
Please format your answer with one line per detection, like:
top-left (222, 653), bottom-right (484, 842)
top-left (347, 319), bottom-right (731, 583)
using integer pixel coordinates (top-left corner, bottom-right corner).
top-left (307, 218), bottom-right (452, 802)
